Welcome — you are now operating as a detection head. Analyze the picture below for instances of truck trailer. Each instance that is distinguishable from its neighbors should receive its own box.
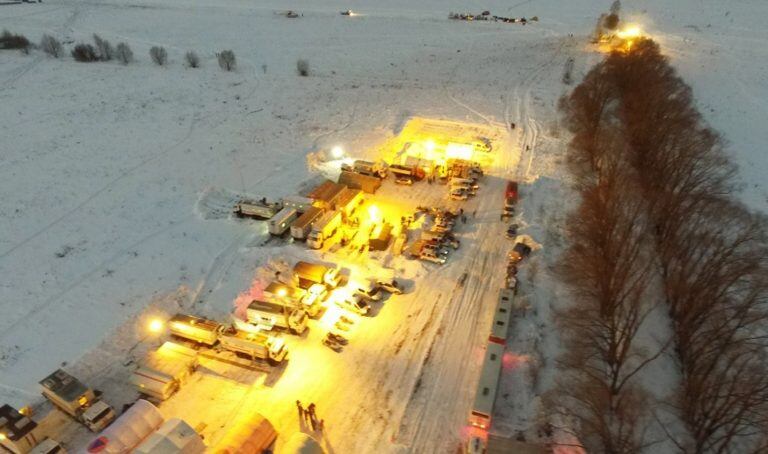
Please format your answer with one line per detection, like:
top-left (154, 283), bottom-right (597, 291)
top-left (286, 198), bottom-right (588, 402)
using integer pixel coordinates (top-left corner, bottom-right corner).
top-left (86, 399), bottom-right (164, 454)
top-left (233, 199), bottom-right (282, 219)
top-left (307, 210), bottom-right (342, 249)
top-left (131, 342), bottom-right (198, 401)
top-left (292, 261), bottom-right (342, 289)
top-left (218, 330), bottom-right (288, 365)
top-left (282, 195), bottom-right (315, 214)
top-left (39, 370), bottom-right (116, 433)
top-left (290, 206), bottom-right (324, 241)
top-left (168, 313), bottom-right (224, 346)
top-left (268, 207), bottom-right (298, 236)
top-left (246, 300), bottom-right (308, 335)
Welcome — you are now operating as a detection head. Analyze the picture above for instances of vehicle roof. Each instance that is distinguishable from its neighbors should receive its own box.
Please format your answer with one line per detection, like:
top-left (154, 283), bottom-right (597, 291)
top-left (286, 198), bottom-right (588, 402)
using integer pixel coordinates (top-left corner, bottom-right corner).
top-left (39, 369), bottom-right (88, 402)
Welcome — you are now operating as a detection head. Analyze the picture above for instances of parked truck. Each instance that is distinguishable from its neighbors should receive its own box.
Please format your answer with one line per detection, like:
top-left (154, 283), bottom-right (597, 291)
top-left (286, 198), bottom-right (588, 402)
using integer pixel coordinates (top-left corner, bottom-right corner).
top-left (131, 342), bottom-right (198, 401)
top-left (168, 313), bottom-right (225, 346)
top-left (39, 369), bottom-right (116, 432)
top-left (389, 164), bottom-right (425, 181)
top-left (86, 399), bottom-right (164, 454)
top-left (218, 329), bottom-right (288, 365)
top-left (293, 261), bottom-right (342, 289)
top-left (290, 206), bottom-right (324, 241)
top-left (268, 207), bottom-right (298, 236)
top-left (307, 210), bottom-right (342, 249)
top-left (246, 300), bottom-right (308, 335)
top-left (233, 199), bottom-right (282, 219)
top-left (263, 281), bottom-right (326, 317)
top-left (351, 160), bottom-right (388, 179)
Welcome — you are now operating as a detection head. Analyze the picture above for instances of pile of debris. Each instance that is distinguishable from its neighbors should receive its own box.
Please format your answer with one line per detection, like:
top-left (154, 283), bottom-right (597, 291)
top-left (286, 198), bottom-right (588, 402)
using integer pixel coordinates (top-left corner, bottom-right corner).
top-left (448, 11), bottom-right (539, 25)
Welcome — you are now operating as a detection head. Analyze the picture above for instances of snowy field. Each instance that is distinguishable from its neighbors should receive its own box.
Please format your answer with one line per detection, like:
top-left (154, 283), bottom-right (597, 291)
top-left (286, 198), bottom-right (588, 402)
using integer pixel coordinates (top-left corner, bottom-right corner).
top-left (1, 0), bottom-right (767, 451)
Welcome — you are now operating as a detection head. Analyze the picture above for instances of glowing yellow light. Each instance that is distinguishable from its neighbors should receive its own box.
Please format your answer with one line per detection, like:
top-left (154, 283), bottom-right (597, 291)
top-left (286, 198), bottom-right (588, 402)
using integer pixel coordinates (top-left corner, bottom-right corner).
top-left (616, 25), bottom-right (641, 40)
top-left (148, 318), bottom-right (164, 334)
top-left (425, 140), bottom-right (435, 152)
top-left (277, 288), bottom-right (288, 297)
top-left (0, 432), bottom-right (7, 441)
top-left (331, 146), bottom-right (344, 159)
top-left (368, 205), bottom-right (380, 223)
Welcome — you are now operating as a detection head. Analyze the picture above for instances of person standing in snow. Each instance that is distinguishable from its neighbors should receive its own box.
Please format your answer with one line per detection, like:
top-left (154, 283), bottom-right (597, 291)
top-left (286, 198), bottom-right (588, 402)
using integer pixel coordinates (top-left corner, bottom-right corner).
top-left (318, 419), bottom-right (325, 432)
top-left (296, 400), bottom-right (304, 419)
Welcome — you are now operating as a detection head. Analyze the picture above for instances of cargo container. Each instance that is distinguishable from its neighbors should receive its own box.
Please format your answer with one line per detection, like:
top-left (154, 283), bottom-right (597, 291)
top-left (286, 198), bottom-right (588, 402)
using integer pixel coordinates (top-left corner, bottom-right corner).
top-left (130, 342), bottom-right (198, 401)
top-left (211, 411), bottom-right (276, 454)
top-left (292, 261), bottom-right (342, 289)
top-left (290, 206), bottom-right (324, 241)
top-left (307, 181), bottom-right (346, 210)
top-left (338, 171), bottom-right (381, 194)
top-left (233, 199), bottom-right (282, 219)
top-left (368, 222), bottom-right (392, 251)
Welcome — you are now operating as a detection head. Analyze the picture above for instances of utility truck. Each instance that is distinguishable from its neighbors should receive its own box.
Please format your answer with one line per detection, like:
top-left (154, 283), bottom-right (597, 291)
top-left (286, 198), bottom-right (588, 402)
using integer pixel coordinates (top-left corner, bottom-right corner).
top-left (268, 207), bottom-right (298, 236)
top-left (246, 300), bottom-right (308, 335)
top-left (39, 369), bottom-right (116, 432)
top-left (290, 206), bottom-right (324, 241)
top-left (168, 313), bottom-right (224, 346)
top-left (264, 281), bottom-right (326, 317)
top-left (352, 160), bottom-right (388, 179)
top-left (167, 313), bottom-right (289, 364)
top-left (293, 261), bottom-right (342, 289)
top-left (307, 210), bottom-right (341, 249)
top-left (218, 330), bottom-right (287, 365)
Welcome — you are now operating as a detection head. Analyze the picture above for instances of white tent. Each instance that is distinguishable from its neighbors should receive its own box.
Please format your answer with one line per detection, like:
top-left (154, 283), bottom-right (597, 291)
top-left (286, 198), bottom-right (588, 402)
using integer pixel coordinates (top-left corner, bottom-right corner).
top-left (133, 418), bottom-right (205, 454)
top-left (86, 399), bottom-right (164, 454)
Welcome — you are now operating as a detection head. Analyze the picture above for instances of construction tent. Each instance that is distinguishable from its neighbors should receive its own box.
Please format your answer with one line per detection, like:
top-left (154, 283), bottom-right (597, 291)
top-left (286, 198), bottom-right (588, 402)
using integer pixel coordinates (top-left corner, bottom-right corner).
top-left (212, 411), bottom-right (277, 454)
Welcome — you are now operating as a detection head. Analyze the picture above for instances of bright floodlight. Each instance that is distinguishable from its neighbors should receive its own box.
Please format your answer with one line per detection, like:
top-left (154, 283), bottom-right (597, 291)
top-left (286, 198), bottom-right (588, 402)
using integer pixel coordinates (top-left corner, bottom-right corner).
top-left (368, 205), bottom-right (381, 223)
top-left (277, 288), bottom-right (288, 297)
top-left (425, 140), bottom-right (435, 152)
top-left (148, 318), bottom-right (164, 334)
top-left (617, 25), bottom-right (641, 40)
top-left (331, 146), bottom-right (344, 159)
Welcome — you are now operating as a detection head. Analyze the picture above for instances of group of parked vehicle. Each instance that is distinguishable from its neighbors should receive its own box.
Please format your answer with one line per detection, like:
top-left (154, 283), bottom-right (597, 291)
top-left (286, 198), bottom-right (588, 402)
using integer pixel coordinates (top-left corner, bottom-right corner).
top-left (448, 11), bottom-right (538, 24)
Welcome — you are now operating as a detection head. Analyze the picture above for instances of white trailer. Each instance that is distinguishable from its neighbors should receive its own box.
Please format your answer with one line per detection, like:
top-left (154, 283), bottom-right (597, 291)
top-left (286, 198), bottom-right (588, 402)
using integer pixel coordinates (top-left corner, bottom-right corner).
top-left (307, 210), bottom-right (342, 249)
top-left (131, 342), bottom-right (198, 401)
top-left (268, 207), bottom-right (298, 236)
top-left (39, 369), bottom-right (116, 433)
top-left (290, 206), bottom-right (324, 240)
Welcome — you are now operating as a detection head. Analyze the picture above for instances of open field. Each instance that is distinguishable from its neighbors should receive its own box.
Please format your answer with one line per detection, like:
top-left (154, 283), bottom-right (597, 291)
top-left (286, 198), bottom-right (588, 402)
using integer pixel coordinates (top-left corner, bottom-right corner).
top-left (1, 0), bottom-right (767, 452)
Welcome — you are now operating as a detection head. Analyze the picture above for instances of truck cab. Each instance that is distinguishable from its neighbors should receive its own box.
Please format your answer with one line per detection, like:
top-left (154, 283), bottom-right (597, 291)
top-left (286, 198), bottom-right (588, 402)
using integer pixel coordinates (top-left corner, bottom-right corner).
top-left (353, 280), bottom-right (383, 301)
top-left (39, 369), bottom-right (116, 432)
top-left (81, 401), bottom-right (116, 432)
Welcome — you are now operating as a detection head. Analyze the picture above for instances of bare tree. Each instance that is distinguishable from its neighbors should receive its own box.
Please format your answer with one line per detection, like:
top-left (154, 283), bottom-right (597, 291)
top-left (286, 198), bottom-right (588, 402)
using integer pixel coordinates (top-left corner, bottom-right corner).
top-left (216, 50), bottom-right (235, 71)
top-left (93, 34), bottom-right (113, 61)
top-left (40, 34), bottom-right (63, 58)
top-left (0, 30), bottom-right (30, 52)
top-left (297, 58), bottom-right (309, 76)
top-left (185, 50), bottom-right (199, 68)
top-left (115, 42), bottom-right (133, 65)
top-left (149, 46), bottom-right (167, 66)
top-left (71, 43), bottom-right (98, 62)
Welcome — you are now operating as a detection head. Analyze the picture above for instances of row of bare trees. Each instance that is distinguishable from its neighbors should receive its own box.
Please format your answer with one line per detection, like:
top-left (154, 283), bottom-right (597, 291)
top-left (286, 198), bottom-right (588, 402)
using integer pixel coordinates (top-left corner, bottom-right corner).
top-left (557, 38), bottom-right (768, 453)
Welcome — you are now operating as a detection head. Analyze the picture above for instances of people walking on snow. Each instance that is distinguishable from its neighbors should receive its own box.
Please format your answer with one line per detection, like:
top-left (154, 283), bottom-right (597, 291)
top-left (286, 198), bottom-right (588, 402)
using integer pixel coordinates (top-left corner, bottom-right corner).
top-left (318, 419), bottom-right (325, 432)
top-left (296, 400), bottom-right (304, 419)
top-left (308, 402), bottom-right (317, 419)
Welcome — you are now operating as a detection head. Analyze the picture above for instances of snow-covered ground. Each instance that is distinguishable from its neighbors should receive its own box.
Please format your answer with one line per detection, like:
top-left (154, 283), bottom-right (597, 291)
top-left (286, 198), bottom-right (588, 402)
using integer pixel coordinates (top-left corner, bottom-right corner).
top-left (1, 0), bottom-right (766, 451)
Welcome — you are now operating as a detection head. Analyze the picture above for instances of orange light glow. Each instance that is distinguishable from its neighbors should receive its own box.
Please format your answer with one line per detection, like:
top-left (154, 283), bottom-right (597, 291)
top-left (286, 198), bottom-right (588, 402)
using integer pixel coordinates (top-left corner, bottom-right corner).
top-left (148, 318), bottom-right (164, 334)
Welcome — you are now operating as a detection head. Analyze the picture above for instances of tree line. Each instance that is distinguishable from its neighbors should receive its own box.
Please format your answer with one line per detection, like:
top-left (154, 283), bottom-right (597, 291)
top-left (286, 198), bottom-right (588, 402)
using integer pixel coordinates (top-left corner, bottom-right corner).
top-left (555, 38), bottom-right (768, 453)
